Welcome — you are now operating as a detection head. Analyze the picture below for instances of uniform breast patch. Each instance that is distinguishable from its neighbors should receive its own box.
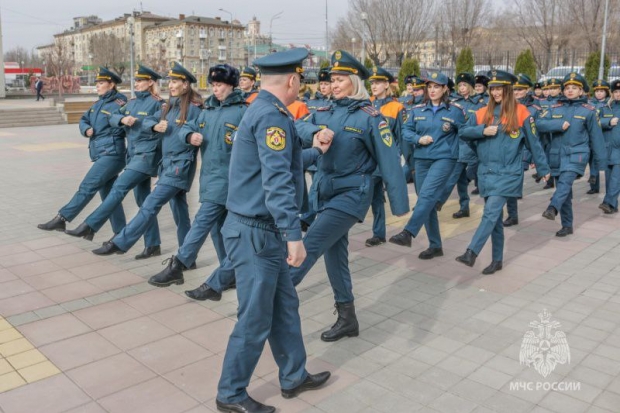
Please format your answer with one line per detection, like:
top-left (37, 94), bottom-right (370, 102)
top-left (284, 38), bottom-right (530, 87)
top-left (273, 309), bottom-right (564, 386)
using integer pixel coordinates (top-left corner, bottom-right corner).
top-left (137, 111), bottom-right (148, 116)
top-left (344, 126), bottom-right (363, 134)
top-left (509, 130), bottom-right (520, 139)
top-left (266, 127), bottom-right (286, 151)
top-left (573, 115), bottom-right (586, 120)
top-left (552, 114), bottom-right (563, 118)
top-left (414, 117), bottom-right (426, 121)
top-left (442, 122), bottom-right (452, 132)
top-left (224, 123), bottom-right (238, 130)
top-left (530, 117), bottom-right (536, 136)
top-left (225, 131), bottom-right (233, 145)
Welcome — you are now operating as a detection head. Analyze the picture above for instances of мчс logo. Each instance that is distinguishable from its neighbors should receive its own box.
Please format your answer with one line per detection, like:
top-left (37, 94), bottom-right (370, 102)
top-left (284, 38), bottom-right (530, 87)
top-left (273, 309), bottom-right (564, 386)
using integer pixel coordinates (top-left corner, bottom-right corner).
top-left (519, 309), bottom-right (570, 378)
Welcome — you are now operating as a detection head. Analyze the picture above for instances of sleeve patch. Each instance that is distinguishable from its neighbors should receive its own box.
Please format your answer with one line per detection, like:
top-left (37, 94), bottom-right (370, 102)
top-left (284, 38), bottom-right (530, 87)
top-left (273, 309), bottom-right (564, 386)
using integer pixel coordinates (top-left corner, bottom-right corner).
top-left (530, 117), bottom-right (536, 136)
top-left (266, 126), bottom-right (286, 151)
top-left (378, 121), bottom-right (393, 147)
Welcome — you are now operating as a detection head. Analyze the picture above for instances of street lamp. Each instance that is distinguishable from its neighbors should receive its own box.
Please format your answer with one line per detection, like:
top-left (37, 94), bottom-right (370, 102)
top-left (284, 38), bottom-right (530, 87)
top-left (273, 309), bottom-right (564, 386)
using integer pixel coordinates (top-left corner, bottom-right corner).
top-left (219, 9), bottom-right (233, 64)
top-left (269, 11), bottom-right (283, 53)
top-left (127, 16), bottom-right (136, 97)
top-left (88, 53), bottom-right (93, 85)
top-left (599, 0), bottom-right (610, 80)
top-left (351, 38), bottom-right (356, 59)
top-left (360, 12), bottom-right (368, 64)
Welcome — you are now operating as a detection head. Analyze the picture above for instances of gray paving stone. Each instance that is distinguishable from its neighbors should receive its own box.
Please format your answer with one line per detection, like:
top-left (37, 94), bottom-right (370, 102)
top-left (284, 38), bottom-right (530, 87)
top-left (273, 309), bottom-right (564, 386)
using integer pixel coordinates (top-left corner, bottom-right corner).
top-left (428, 392), bottom-right (478, 413)
top-left (34, 304), bottom-right (67, 319)
top-left (468, 366), bottom-right (513, 390)
top-left (60, 298), bottom-right (92, 312)
top-left (6, 311), bottom-right (40, 326)
top-left (482, 392), bottom-right (533, 413)
top-left (539, 391), bottom-right (592, 413)
top-left (593, 390), bottom-right (620, 411)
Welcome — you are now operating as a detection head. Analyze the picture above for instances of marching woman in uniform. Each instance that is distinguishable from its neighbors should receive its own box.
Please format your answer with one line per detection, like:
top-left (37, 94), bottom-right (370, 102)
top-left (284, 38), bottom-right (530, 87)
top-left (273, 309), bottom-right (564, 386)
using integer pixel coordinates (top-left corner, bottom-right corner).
top-left (538, 73), bottom-right (607, 237)
top-left (92, 62), bottom-right (203, 257)
top-left (389, 72), bottom-right (466, 261)
top-left (292, 50), bottom-right (409, 342)
top-left (599, 80), bottom-right (620, 214)
top-left (366, 66), bottom-right (407, 247)
top-left (503, 73), bottom-right (542, 227)
top-left (438, 72), bottom-right (486, 219)
top-left (586, 79), bottom-right (610, 194)
top-left (239, 67), bottom-right (259, 104)
top-left (455, 70), bottom-right (550, 274)
top-left (399, 75), bottom-right (426, 183)
top-left (456, 70), bottom-right (549, 274)
top-left (65, 65), bottom-right (164, 260)
top-left (38, 67), bottom-right (127, 235)
top-left (148, 64), bottom-right (246, 291)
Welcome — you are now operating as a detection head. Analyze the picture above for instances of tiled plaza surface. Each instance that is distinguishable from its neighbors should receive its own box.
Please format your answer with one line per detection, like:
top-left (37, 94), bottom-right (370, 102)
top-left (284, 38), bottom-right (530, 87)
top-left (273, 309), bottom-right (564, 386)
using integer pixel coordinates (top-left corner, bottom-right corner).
top-left (0, 115), bottom-right (620, 412)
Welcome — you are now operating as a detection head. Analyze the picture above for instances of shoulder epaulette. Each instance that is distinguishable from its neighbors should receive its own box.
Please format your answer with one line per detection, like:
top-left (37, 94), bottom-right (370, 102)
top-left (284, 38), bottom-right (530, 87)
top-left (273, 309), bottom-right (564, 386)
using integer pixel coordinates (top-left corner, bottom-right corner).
top-left (531, 104), bottom-right (542, 110)
top-left (452, 102), bottom-right (464, 110)
top-left (150, 94), bottom-right (163, 101)
top-left (361, 106), bottom-right (380, 116)
top-left (129, 97), bottom-right (136, 101)
top-left (273, 102), bottom-right (290, 117)
top-left (413, 103), bottom-right (425, 108)
top-left (191, 101), bottom-right (202, 107)
top-left (551, 103), bottom-right (563, 108)
top-left (115, 98), bottom-right (126, 106)
top-left (317, 106), bottom-right (331, 111)
top-left (582, 103), bottom-right (596, 111)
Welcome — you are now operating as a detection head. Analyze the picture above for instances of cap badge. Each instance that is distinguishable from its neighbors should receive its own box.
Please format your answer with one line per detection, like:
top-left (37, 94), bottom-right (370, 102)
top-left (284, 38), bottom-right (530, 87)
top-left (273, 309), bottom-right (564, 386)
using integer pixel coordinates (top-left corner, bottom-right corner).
top-left (334, 51), bottom-right (342, 60)
top-left (431, 73), bottom-right (437, 79)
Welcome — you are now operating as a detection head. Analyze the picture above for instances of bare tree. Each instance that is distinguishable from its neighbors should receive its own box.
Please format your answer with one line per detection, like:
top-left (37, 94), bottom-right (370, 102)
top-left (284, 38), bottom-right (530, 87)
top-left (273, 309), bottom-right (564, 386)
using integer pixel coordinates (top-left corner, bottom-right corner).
top-left (89, 33), bottom-right (128, 77)
top-left (436, 0), bottom-right (493, 66)
top-left (332, 0), bottom-right (438, 66)
top-left (41, 41), bottom-right (75, 97)
top-left (4, 46), bottom-right (42, 67)
top-left (565, 0), bottom-right (620, 52)
top-left (143, 38), bottom-right (169, 75)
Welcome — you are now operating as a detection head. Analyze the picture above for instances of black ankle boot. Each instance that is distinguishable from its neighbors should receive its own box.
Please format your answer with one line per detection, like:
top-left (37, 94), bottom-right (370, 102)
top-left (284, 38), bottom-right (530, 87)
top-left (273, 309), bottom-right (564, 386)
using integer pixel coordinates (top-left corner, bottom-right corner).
top-left (38, 214), bottom-right (66, 231)
top-left (456, 249), bottom-right (477, 267)
top-left (320, 301), bottom-right (359, 342)
top-left (135, 245), bottom-right (161, 260)
top-left (65, 222), bottom-right (95, 240)
top-left (148, 255), bottom-right (184, 287)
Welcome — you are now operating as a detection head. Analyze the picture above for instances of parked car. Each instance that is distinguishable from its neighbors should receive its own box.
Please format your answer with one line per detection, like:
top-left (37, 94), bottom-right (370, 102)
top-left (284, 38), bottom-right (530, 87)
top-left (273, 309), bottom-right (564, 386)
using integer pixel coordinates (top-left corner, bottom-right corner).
top-left (540, 66), bottom-right (584, 81)
top-left (608, 65), bottom-right (620, 83)
top-left (473, 64), bottom-right (514, 74)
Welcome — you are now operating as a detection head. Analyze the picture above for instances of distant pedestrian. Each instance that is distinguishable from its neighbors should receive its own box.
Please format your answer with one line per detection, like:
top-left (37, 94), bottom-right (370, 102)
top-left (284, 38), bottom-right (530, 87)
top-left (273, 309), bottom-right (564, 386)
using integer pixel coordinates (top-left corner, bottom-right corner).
top-left (35, 78), bottom-right (45, 101)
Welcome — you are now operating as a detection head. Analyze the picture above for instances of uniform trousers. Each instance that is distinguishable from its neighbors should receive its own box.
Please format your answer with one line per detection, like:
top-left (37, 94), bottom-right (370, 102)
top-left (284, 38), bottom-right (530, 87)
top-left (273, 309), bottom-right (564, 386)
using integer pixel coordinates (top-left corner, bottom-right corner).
top-left (84, 169), bottom-right (160, 247)
top-left (589, 153), bottom-right (600, 192)
top-left (440, 161), bottom-right (470, 211)
top-left (113, 183), bottom-right (190, 252)
top-left (468, 196), bottom-right (506, 262)
top-left (290, 208), bottom-right (359, 303)
top-left (370, 176), bottom-right (386, 239)
top-left (404, 158), bottom-right (456, 248)
top-left (506, 197), bottom-right (518, 220)
top-left (548, 171), bottom-right (578, 228)
top-left (217, 213), bottom-right (307, 403)
top-left (59, 155), bottom-right (126, 234)
top-left (604, 165), bottom-right (620, 209)
top-left (176, 201), bottom-right (227, 269)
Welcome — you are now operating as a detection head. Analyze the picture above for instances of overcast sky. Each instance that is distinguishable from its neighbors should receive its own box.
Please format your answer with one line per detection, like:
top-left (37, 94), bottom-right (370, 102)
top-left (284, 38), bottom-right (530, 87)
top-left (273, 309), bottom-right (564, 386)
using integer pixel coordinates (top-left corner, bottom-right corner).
top-left (0, 0), bottom-right (349, 54)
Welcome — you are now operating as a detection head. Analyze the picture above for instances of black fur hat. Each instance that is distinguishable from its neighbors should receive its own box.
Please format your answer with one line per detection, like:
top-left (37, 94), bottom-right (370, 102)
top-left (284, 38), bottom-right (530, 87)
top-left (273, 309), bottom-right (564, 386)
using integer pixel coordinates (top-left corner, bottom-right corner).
top-left (208, 64), bottom-right (240, 87)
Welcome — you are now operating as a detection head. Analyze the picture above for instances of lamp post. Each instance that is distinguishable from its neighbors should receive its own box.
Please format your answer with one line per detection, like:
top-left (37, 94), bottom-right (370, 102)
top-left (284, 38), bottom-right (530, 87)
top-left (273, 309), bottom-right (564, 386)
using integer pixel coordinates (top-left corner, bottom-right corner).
top-left (360, 12), bottom-right (367, 65)
top-left (599, 0), bottom-right (610, 80)
top-left (127, 16), bottom-right (135, 97)
top-left (88, 53), bottom-right (93, 85)
top-left (351, 38), bottom-right (356, 60)
top-left (219, 9), bottom-right (233, 64)
top-left (269, 11), bottom-right (283, 53)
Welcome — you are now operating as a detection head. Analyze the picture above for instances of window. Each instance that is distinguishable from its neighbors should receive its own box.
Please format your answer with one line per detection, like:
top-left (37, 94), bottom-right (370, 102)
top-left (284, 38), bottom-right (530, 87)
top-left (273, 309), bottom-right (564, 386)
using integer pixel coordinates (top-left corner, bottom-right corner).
top-left (209, 27), bottom-right (214, 37)
top-left (220, 29), bottom-right (225, 38)
top-left (219, 49), bottom-right (226, 60)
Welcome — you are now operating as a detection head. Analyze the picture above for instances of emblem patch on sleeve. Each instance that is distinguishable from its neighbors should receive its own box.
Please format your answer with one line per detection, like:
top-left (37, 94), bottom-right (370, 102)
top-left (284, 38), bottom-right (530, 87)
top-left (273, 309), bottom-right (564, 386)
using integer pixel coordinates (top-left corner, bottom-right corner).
top-left (379, 126), bottom-right (393, 147)
top-left (530, 117), bottom-right (536, 136)
top-left (509, 130), bottom-right (520, 139)
top-left (266, 127), bottom-right (286, 151)
top-left (225, 131), bottom-right (233, 145)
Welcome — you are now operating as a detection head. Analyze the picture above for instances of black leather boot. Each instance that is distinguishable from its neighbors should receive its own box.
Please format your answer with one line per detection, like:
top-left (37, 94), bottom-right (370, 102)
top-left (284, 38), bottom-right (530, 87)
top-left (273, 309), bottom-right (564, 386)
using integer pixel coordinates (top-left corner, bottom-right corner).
top-left (320, 301), bottom-right (359, 342)
top-left (542, 206), bottom-right (557, 220)
top-left (148, 255), bottom-right (184, 287)
top-left (65, 222), bottom-right (95, 240)
top-left (92, 241), bottom-right (124, 256)
top-left (135, 245), bottom-right (161, 260)
top-left (388, 230), bottom-right (413, 247)
top-left (482, 261), bottom-right (503, 275)
top-left (37, 214), bottom-right (66, 231)
top-left (184, 284), bottom-right (221, 301)
top-left (281, 371), bottom-right (331, 398)
top-left (456, 249), bottom-right (477, 267)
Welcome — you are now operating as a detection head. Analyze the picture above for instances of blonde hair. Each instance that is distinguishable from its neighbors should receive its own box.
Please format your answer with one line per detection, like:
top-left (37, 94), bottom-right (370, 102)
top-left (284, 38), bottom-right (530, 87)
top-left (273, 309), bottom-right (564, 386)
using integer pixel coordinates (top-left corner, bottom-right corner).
top-left (460, 83), bottom-right (474, 97)
top-left (349, 75), bottom-right (370, 100)
top-left (149, 81), bottom-right (160, 97)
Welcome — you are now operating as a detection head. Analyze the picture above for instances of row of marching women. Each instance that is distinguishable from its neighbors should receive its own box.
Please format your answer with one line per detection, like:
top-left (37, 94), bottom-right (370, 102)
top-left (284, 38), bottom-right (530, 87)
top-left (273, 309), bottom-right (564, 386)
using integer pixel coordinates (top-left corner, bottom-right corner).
top-left (35, 49), bottom-right (617, 412)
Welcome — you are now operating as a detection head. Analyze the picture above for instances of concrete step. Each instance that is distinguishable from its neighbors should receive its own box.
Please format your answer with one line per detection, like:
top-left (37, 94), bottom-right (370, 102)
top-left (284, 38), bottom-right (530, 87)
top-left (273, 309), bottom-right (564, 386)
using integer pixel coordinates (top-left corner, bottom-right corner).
top-left (0, 106), bottom-right (66, 128)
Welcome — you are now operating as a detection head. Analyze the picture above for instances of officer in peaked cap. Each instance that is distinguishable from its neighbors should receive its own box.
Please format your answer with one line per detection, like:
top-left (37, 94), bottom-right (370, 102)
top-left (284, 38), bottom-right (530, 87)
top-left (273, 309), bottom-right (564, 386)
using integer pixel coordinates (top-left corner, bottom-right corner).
top-left (503, 72), bottom-right (540, 228)
top-left (400, 75), bottom-right (426, 112)
top-left (38, 66), bottom-right (128, 235)
top-left (95, 66), bottom-right (123, 84)
top-left (598, 79), bottom-right (620, 214)
top-left (586, 78), bottom-right (611, 194)
top-left (330, 49), bottom-right (371, 79)
top-left (534, 80), bottom-right (543, 98)
top-left (134, 64), bottom-right (162, 81)
top-left (538, 71), bottom-right (607, 237)
top-left (292, 49), bottom-right (408, 343)
top-left (239, 66), bottom-right (259, 103)
top-left (65, 64), bottom-right (164, 257)
top-left (168, 61), bottom-right (197, 84)
top-left (215, 47), bottom-right (331, 413)
top-left (390, 70), bottom-right (466, 261)
top-left (366, 65), bottom-right (407, 248)
top-left (438, 71), bottom-right (485, 221)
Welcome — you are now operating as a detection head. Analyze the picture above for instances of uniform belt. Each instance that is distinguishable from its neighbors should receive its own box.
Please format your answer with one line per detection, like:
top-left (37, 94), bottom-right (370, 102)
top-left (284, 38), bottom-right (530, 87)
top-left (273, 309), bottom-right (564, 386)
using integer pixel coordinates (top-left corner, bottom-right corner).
top-left (229, 212), bottom-right (278, 232)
